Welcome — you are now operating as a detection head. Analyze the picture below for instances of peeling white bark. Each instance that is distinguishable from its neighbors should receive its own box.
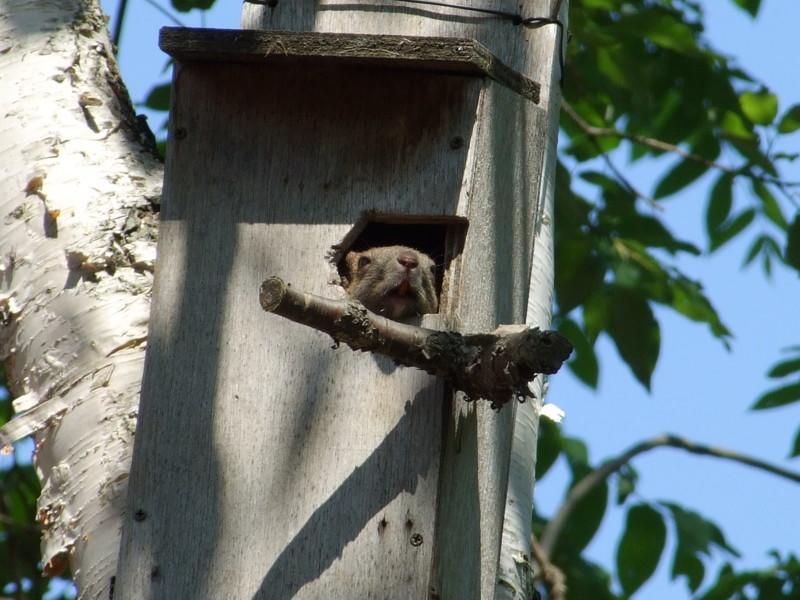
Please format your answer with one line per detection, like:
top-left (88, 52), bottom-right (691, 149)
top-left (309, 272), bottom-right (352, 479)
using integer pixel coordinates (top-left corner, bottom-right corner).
top-left (497, 0), bottom-right (567, 597)
top-left (0, 0), bottom-right (161, 596)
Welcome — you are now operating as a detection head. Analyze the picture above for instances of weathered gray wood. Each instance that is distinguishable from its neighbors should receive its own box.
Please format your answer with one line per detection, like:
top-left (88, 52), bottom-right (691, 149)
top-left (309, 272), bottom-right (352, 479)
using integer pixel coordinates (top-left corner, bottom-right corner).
top-left (119, 2), bottom-right (561, 597)
top-left (159, 28), bottom-right (540, 103)
top-left (241, 0), bottom-right (553, 80)
top-left (233, 7), bottom-right (561, 594)
top-left (432, 80), bottom-right (545, 600)
top-left (117, 60), bottom-right (483, 599)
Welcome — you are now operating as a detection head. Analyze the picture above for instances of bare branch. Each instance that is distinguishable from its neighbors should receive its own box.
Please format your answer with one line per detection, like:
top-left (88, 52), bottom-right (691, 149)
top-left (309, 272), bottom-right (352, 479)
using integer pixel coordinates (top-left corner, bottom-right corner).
top-left (259, 277), bottom-right (573, 409)
top-left (539, 433), bottom-right (800, 556)
top-left (531, 535), bottom-right (567, 600)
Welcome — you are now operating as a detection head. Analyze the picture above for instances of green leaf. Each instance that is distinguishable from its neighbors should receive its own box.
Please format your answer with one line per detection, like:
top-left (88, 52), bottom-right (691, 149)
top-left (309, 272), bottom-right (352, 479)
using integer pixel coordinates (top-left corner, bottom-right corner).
top-left (583, 292), bottom-right (610, 341)
top-left (791, 427), bottom-right (800, 458)
top-left (763, 250), bottom-right (773, 276)
top-left (535, 418), bottom-right (561, 480)
top-left (673, 549), bottom-right (705, 592)
top-left (786, 214), bottom-right (800, 271)
top-left (551, 439), bottom-right (608, 556)
top-left (617, 504), bottom-right (667, 597)
top-left (618, 12), bottom-right (700, 55)
top-left (720, 111), bottom-right (757, 141)
top-left (608, 211), bottom-right (700, 256)
top-left (558, 319), bottom-right (599, 388)
top-left (615, 464), bottom-right (638, 505)
top-left (699, 555), bottom-right (800, 600)
top-left (143, 83), bottom-right (171, 111)
top-left (557, 477), bottom-right (609, 555)
top-left (582, 0), bottom-right (617, 7)
top-left (561, 436), bottom-right (590, 473)
top-left (742, 234), bottom-right (769, 266)
top-left (752, 382), bottom-right (800, 410)
top-left (730, 138), bottom-right (776, 175)
top-left (581, 170), bottom-right (629, 195)
top-left (653, 158), bottom-right (708, 199)
top-left (777, 103), bottom-right (800, 133)
top-left (665, 275), bottom-right (732, 342)
top-left (731, 0), bottom-right (762, 17)
top-left (555, 237), bottom-right (607, 314)
top-left (767, 358), bottom-right (800, 378)
top-left (560, 556), bottom-right (617, 600)
top-left (709, 208), bottom-right (756, 251)
top-left (705, 173), bottom-right (734, 240)
top-left (606, 289), bottom-right (660, 389)
top-left (740, 91), bottom-right (779, 125)
top-left (665, 503), bottom-right (739, 592)
top-left (752, 181), bottom-right (787, 229)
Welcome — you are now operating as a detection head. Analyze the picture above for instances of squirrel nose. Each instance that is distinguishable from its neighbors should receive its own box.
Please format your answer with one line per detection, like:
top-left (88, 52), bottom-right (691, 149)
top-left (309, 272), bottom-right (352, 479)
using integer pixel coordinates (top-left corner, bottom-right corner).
top-left (397, 254), bottom-right (418, 270)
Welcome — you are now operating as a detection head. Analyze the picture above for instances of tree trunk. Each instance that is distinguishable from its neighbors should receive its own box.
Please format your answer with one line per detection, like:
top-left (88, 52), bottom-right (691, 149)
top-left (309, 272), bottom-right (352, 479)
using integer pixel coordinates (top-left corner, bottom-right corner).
top-left (0, 1), bottom-right (161, 597)
top-left (242, 2), bottom-right (567, 598)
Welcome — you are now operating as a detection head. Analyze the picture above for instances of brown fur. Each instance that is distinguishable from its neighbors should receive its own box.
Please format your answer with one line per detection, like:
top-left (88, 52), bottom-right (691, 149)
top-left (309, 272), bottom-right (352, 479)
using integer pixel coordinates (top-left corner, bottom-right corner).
top-left (342, 245), bottom-right (438, 320)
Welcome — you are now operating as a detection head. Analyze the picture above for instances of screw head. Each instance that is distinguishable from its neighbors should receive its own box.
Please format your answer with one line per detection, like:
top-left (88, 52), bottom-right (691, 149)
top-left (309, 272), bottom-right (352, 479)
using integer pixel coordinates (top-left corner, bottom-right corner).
top-left (410, 533), bottom-right (423, 546)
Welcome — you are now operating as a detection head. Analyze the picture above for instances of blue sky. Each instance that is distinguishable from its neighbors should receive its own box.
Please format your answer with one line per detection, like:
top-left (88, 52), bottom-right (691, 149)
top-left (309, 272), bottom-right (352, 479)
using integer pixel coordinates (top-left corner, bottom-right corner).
top-left (98, 1), bottom-right (800, 597)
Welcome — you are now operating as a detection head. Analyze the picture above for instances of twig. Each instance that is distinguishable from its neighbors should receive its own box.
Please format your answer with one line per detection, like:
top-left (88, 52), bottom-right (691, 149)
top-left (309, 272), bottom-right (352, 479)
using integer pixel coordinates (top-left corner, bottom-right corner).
top-left (592, 137), bottom-right (660, 209)
top-left (562, 100), bottom-right (800, 194)
top-left (560, 101), bottom-right (659, 208)
top-left (539, 433), bottom-right (800, 556)
top-left (142, 0), bottom-right (186, 28)
top-left (258, 277), bottom-right (573, 409)
top-left (531, 535), bottom-right (567, 600)
top-left (112, 0), bottom-right (129, 50)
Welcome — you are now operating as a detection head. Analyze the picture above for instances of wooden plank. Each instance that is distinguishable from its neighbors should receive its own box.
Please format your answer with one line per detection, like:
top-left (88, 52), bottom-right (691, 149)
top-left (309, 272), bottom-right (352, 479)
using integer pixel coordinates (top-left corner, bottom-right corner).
top-left (116, 61), bottom-right (482, 600)
top-left (159, 27), bottom-right (539, 103)
top-left (432, 80), bottom-right (546, 600)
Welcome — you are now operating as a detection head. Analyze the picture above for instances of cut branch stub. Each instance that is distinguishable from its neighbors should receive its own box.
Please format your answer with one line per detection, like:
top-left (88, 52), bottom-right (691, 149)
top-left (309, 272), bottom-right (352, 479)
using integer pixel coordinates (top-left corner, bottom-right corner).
top-left (259, 277), bottom-right (573, 409)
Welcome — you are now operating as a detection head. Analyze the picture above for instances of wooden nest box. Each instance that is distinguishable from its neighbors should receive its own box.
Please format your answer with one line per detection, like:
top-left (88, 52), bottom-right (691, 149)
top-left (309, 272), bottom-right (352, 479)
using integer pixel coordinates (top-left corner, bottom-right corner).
top-left (119, 27), bottom-right (547, 600)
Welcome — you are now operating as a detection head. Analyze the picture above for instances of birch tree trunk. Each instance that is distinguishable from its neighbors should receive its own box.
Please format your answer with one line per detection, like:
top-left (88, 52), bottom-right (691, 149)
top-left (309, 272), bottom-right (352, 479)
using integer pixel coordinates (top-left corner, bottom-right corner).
top-left (0, 1), bottom-right (161, 597)
top-left (499, 3), bottom-right (567, 597)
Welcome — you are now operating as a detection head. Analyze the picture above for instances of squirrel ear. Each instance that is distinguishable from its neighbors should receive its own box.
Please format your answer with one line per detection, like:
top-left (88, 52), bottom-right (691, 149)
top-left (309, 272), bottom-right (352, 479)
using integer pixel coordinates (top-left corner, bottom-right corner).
top-left (343, 251), bottom-right (369, 279)
top-left (344, 251), bottom-right (360, 273)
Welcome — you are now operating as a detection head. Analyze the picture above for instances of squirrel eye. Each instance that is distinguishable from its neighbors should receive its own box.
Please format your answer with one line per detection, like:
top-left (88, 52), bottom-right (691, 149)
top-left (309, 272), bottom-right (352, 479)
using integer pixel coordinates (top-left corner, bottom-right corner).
top-left (357, 256), bottom-right (371, 270)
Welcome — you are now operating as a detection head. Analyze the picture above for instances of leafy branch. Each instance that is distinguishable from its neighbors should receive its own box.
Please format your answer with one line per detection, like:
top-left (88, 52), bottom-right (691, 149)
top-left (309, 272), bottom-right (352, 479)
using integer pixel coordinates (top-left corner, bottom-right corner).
top-left (562, 100), bottom-right (800, 201)
top-left (538, 433), bottom-right (800, 558)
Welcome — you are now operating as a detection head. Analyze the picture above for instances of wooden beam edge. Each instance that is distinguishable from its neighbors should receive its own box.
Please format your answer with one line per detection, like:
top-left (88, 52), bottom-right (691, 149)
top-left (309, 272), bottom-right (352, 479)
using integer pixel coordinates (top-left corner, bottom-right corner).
top-left (159, 27), bottom-right (539, 103)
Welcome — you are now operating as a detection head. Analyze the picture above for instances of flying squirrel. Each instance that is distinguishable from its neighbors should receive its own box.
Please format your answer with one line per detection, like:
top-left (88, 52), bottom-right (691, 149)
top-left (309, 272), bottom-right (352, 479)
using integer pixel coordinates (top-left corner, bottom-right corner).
top-left (341, 245), bottom-right (439, 321)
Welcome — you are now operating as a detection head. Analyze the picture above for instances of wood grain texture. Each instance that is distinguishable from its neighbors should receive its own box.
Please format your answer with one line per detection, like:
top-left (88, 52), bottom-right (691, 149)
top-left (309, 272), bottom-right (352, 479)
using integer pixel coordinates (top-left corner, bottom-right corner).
top-left (432, 81), bottom-right (545, 600)
top-left (241, 0), bottom-right (555, 80)
top-left (117, 60), bottom-right (480, 599)
top-left (120, 2), bottom-right (558, 596)
top-left (159, 28), bottom-right (540, 103)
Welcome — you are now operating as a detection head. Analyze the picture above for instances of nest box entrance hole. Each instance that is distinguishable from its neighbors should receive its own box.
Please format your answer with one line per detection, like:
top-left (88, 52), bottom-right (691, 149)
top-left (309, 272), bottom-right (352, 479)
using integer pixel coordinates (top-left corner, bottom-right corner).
top-left (334, 215), bottom-right (468, 316)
